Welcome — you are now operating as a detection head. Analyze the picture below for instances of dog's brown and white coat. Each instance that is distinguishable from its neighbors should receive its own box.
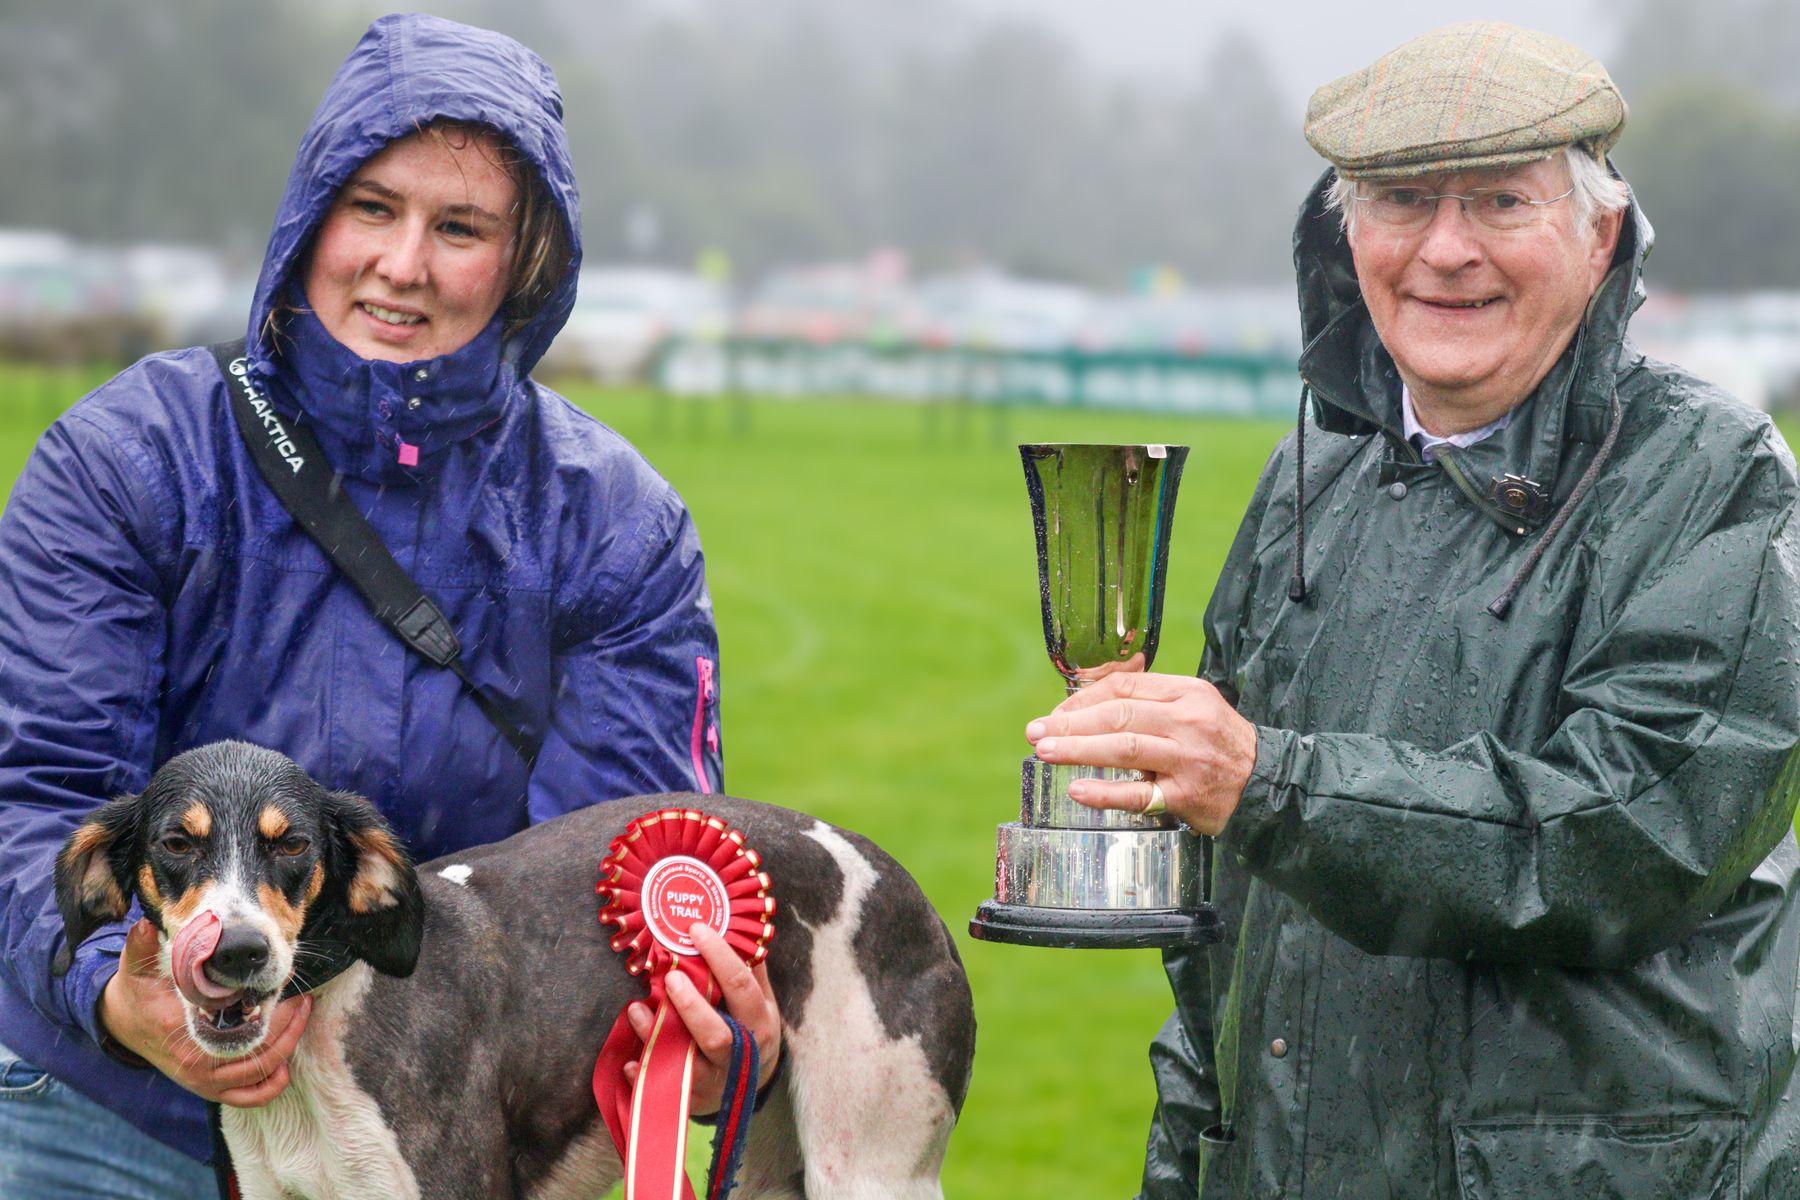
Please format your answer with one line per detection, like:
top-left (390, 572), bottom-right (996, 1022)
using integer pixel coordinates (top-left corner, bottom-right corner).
top-left (55, 742), bottom-right (976, 1199)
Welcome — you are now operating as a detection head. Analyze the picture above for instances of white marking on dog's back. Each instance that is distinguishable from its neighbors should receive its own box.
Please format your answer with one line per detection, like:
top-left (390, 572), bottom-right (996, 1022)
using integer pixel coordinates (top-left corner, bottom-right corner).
top-left (224, 964), bottom-right (420, 1200)
top-left (437, 864), bottom-right (473, 886)
top-left (787, 823), bottom-right (953, 1198)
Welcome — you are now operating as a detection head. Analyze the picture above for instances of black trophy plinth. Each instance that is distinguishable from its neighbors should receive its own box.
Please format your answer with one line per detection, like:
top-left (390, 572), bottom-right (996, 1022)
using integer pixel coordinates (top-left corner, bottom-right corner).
top-left (970, 900), bottom-right (1223, 950)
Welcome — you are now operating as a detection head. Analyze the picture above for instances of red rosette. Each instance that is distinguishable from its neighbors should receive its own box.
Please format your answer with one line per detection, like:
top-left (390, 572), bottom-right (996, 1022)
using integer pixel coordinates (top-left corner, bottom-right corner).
top-left (598, 808), bottom-right (774, 986)
top-left (592, 809), bottom-right (775, 1200)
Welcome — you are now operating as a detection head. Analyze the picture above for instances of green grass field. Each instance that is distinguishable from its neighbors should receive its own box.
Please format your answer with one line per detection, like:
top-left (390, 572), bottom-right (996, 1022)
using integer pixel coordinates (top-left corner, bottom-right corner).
top-left (6, 363), bottom-right (1795, 1197)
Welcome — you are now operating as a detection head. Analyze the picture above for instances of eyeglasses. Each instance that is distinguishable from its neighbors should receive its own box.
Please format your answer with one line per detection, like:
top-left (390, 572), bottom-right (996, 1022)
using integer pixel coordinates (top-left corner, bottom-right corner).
top-left (1352, 183), bottom-right (1576, 233)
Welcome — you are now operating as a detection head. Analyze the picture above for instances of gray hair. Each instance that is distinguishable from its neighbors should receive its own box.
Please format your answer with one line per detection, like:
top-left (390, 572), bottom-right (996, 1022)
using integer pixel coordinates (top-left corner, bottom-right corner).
top-left (1325, 146), bottom-right (1630, 237)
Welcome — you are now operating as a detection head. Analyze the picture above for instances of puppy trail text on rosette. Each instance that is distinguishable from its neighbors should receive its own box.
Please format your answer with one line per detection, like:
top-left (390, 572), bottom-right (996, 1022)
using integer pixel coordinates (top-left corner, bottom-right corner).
top-left (593, 809), bottom-right (776, 1200)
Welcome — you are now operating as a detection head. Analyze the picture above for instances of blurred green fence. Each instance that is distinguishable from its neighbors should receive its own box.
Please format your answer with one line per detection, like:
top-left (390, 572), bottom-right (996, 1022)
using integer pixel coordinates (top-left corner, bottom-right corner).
top-left (655, 338), bottom-right (1301, 417)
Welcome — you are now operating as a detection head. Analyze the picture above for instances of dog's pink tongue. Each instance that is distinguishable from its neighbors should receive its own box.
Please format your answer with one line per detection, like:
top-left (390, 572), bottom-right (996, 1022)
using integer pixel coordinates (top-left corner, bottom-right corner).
top-left (170, 911), bottom-right (240, 1009)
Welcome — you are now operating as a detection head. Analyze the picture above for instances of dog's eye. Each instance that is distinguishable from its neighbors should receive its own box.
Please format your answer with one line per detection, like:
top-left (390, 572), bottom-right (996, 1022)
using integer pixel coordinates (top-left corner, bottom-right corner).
top-left (274, 835), bottom-right (311, 857)
top-left (161, 834), bottom-right (196, 856)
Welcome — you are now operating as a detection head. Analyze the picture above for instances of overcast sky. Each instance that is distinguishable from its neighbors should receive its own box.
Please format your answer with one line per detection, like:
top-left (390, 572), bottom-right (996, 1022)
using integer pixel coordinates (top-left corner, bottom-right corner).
top-left (961, 0), bottom-right (1615, 112)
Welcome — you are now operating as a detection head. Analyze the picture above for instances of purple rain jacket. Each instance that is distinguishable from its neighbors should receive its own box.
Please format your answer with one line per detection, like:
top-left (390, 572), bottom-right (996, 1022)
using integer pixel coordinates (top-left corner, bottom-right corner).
top-left (0, 14), bottom-right (721, 1159)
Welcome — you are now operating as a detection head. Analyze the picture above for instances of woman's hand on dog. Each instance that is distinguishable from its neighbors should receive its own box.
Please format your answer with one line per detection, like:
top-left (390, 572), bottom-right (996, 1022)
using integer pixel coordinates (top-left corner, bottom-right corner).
top-left (623, 922), bottom-right (782, 1115)
top-left (99, 918), bottom-right (313, 1106)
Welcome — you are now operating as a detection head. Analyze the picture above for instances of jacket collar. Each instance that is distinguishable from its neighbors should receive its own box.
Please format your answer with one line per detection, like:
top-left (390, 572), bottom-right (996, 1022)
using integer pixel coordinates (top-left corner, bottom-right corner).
top-left (1292, 166), bottom-right (1653, 532)
top-left (269, 299), bottom-right (515, 483)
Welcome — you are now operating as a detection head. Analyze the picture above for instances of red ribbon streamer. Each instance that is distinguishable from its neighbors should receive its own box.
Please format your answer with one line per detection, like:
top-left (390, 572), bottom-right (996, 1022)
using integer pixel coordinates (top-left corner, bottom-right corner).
top-left (594, 809), bottom-right (775, 1200)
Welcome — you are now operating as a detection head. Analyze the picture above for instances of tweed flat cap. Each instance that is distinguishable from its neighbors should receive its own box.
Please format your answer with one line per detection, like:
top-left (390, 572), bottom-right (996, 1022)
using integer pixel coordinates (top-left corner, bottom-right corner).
top-left (1305, 22), bottom-right (1626, 179)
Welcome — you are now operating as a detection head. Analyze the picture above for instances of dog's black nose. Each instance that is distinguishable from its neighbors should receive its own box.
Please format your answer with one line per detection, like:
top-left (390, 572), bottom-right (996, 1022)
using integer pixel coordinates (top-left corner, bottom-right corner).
top-left (210, 926), bottom-right (271, 980)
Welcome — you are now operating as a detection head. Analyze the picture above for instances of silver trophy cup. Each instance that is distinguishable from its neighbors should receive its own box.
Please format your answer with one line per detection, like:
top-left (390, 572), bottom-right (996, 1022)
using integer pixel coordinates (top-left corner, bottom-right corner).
top-left (970, 444), bottom-right (1222, 949)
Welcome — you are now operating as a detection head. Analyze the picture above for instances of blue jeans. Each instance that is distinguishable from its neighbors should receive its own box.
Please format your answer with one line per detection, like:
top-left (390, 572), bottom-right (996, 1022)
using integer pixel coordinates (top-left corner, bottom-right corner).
top-left (0, 1041), bottom-right (217, 1199)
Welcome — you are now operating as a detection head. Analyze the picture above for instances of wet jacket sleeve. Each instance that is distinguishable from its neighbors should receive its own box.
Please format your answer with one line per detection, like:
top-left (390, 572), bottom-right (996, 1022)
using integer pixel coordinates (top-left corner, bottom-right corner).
top-left (1221, 423), bottom-right (1800, 969)
top-left (0, 411), bottom-right (167, 1043)
top-left (526, 483), bottom-right (722, 821)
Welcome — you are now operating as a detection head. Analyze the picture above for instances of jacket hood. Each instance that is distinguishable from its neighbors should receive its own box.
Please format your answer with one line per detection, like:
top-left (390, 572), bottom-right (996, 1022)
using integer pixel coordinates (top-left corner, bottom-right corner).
top-left (246, 13), bottom-right (582, 384)
top-left (1291, 163), bottom-right (1654, 484)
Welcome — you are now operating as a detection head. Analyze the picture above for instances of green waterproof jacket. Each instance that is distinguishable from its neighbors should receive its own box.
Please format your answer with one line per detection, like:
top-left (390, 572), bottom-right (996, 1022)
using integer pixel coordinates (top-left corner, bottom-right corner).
top-left (1139, 173), bottom-right (1800, 1199)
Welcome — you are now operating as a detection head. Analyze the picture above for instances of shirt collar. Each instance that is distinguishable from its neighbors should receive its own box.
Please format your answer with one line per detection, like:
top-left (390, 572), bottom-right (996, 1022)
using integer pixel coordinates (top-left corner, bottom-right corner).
top-left (1401, 387), bottom-right (1514, 464)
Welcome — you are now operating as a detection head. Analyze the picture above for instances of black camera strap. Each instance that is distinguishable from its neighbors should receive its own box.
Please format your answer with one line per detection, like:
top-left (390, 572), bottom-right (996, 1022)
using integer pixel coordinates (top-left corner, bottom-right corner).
top-left (210, 340), bottom-right (540, 767)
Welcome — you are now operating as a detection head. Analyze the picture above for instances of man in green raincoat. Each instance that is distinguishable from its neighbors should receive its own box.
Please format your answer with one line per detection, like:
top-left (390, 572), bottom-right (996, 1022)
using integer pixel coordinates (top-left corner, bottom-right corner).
top-left (1026, 22), bottom-right (1800, 1198)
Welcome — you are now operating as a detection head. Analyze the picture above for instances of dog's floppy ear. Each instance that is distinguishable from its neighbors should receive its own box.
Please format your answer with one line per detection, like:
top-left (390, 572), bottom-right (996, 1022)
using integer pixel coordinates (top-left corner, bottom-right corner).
top-left (320, 789), bottom-right (424, 978)
top-left (52, 795), bottom-right (142, 977)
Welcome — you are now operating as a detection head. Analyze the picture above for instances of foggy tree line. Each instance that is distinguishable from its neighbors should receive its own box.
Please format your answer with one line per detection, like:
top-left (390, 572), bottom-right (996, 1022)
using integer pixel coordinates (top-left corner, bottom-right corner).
top-left (0, 0), bottom-right (1794, 290)
top-left (1607, 0), bottom-right (1800, 289)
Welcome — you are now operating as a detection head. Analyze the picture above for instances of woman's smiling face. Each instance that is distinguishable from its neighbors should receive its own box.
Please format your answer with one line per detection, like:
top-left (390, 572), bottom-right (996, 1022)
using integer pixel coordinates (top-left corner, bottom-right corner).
top-left (304, 128), bottom-right (519, 363)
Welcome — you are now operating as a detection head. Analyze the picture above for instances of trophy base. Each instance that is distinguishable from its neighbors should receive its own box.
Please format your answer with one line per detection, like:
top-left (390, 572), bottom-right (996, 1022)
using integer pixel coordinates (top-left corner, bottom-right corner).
top-left (969, 899), bottom-right (1223, 950)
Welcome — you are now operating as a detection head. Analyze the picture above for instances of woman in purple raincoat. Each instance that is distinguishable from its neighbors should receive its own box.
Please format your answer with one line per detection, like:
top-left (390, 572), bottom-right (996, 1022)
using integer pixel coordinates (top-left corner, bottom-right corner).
top-left (0, 16), bottom-right (754, 1195)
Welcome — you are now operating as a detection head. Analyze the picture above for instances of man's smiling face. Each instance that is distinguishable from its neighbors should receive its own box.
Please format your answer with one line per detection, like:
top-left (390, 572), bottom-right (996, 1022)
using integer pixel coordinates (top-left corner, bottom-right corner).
top-left (1348, 154), bottom-right (1622, 434)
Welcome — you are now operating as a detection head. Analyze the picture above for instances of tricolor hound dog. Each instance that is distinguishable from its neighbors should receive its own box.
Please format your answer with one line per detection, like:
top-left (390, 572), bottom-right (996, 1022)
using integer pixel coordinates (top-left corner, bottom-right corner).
top-left (54, 741), bottom-right (976, 1199)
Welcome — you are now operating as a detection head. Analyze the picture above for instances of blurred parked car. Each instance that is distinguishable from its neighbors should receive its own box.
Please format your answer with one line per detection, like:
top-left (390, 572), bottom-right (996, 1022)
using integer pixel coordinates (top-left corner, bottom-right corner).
top-left (120, 243), bottom-right (234, 348)
top-left (735, 260), bottom-right (927, 347)
top-left (913, 270), bottom-right (1096, 352)
top-left (540, 267), bottom-right (729, 383)
top-left (0, 228), bottom-right (148, 361)
top-left (1632, 290), bottom-right (1800, 411)
top-left (203, 271), bottom-right (262, 347)
top-left (0, 229), bottom-right (91, 327)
